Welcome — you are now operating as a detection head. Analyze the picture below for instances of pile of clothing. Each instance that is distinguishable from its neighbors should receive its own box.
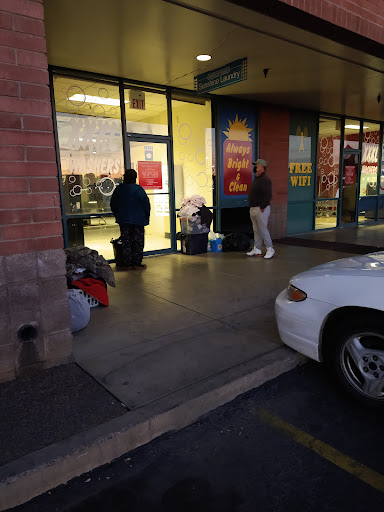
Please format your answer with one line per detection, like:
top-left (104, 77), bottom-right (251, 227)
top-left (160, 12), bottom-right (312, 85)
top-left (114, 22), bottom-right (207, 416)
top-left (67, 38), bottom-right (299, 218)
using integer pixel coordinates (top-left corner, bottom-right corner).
top-left (65, 246), bottom-right (115, 332)
top-left (177, 195), bottom-right (213, 232)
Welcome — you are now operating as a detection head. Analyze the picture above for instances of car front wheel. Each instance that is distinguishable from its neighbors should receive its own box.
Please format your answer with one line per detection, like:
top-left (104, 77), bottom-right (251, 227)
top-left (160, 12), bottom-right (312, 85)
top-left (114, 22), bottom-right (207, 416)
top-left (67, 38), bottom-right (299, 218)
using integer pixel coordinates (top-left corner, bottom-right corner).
top-left (327, 318), bottom-right (384, 407)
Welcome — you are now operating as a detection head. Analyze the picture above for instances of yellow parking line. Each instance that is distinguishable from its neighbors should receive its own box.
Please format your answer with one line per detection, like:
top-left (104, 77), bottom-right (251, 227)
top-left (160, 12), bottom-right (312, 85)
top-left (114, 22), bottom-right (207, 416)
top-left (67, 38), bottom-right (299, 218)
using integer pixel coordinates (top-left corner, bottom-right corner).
top-left (256, 408), bottom-right (384, 493)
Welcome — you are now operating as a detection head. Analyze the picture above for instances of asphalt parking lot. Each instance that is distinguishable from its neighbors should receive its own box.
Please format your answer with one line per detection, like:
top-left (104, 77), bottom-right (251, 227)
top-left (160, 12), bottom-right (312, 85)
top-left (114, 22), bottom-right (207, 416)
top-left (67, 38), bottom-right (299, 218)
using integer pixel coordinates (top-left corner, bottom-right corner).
top-left (12, 361), bottom-right (384, 512)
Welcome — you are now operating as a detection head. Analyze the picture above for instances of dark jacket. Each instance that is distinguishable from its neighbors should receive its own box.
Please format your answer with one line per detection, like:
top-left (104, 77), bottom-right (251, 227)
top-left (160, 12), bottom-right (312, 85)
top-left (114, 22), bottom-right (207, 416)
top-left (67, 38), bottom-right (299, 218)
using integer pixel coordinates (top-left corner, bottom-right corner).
top-left (110, 183), bottom-right (150, 226)
top-left (248, 172), bottom-right (272, 209)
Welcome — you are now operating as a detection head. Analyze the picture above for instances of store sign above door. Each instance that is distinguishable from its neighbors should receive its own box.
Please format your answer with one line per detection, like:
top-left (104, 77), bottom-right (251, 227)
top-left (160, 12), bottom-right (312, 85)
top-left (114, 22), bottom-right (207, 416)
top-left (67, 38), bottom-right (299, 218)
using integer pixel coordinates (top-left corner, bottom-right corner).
top-left (129, 90), bottom-right (145, 110)
top-left (194, 58), bottom-right (247, 93)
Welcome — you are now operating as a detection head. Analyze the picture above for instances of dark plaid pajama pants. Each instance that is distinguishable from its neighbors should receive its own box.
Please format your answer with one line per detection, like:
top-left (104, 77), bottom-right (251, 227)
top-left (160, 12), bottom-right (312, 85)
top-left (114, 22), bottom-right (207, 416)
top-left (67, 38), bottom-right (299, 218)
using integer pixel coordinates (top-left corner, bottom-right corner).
top-left (119, 224), bottom-right (145, 266)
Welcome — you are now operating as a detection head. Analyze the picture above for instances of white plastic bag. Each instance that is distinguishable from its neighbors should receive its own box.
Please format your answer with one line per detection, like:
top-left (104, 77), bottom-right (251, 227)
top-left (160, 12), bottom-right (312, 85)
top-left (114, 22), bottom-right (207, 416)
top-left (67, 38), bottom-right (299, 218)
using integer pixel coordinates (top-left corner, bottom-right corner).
top-left (67, 289), bottom-right (91, 333)
top-left (208, 231), bottom-right (217, 241)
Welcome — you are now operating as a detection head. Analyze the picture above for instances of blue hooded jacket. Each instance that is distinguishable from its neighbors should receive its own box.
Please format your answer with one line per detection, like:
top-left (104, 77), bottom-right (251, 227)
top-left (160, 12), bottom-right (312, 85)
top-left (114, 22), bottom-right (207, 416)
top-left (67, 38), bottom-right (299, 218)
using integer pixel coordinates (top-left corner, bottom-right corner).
top-left (110, 183), bottom-right (150, 226)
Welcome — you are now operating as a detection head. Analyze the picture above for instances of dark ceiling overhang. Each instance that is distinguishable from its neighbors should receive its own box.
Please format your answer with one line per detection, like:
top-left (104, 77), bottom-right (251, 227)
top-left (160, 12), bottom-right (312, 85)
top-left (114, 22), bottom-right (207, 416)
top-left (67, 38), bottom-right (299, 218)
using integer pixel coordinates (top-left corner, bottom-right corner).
top-left (43, 0), bottom-right (384, 121)
top-left (226, 0), bottom-right (384, 61)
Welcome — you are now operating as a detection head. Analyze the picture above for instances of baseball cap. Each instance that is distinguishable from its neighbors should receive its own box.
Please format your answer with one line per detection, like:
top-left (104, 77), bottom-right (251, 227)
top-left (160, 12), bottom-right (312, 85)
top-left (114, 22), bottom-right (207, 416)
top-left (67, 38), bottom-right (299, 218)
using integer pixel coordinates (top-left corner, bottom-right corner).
top-left (252, 158), bottom-right (267, 167)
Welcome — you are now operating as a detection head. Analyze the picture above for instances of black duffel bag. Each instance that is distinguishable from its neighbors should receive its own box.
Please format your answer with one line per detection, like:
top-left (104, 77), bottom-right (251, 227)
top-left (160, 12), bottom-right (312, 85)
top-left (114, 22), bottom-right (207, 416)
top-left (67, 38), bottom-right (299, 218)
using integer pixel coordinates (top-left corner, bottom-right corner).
top-left (110, 237), bottom-right (124, 266)
top-left (222, 233), bottom-right (251, 252)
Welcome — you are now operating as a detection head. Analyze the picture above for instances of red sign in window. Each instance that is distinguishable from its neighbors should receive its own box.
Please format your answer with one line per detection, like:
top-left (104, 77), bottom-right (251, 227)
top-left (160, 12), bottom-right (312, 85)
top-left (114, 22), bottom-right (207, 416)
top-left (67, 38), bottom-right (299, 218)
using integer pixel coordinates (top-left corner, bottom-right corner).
top-left (223, 140), bottom-right (252, 195)
top-left (344, 165), bottom-right (356, 186)
top-left (138, 161), bottom-right (162, 190)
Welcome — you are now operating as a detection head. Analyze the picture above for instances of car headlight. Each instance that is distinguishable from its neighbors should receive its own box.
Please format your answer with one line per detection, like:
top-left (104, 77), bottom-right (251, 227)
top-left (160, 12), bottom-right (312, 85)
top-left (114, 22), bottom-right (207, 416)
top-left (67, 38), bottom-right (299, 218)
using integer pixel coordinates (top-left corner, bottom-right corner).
top-left (286, 284), bottom-right (307, 302)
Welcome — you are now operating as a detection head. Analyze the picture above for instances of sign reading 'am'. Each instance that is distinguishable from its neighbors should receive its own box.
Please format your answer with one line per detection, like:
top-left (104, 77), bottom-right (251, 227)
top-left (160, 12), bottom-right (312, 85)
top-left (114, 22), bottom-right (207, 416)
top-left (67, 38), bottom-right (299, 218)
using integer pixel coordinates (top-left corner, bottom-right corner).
top-left (194, 58), bottom-right (247, 93)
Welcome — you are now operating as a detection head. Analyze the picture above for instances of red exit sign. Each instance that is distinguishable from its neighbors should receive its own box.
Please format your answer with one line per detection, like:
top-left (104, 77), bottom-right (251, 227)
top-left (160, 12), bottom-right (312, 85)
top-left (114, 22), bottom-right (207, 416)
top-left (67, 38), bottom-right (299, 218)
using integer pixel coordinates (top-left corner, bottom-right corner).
top-left (129, 90), bottom-right (145, 110)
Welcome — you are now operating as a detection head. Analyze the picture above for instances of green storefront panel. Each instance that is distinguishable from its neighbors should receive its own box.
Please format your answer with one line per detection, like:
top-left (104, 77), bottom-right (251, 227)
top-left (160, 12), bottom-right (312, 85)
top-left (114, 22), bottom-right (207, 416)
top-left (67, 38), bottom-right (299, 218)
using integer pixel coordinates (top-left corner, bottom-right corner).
top-left (287, 111), bottom-right (318, 233)
top-left (287, 202), bottom-right (314, 235)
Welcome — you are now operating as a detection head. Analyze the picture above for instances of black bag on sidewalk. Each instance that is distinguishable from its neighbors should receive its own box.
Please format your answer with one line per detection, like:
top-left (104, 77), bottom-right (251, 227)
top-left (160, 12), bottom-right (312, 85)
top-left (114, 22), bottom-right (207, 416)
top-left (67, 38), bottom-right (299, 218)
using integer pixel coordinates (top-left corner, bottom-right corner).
top-left (222, 233), bottom-right (250, 252)
top-left (111, 237), bottom-right (124, 266)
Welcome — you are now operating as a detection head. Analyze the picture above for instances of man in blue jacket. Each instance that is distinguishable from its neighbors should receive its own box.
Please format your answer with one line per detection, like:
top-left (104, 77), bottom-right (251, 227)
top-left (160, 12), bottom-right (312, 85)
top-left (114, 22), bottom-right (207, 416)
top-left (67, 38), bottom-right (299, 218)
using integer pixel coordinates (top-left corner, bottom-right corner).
top-left (111, 169), bottom-right (150, 270)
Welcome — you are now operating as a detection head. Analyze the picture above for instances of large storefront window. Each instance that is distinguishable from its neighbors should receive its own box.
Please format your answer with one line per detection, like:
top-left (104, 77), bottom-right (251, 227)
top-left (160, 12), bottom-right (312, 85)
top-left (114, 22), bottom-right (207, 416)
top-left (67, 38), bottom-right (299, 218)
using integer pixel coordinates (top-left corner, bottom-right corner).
top-left (379, 138), bottom-right (384, 220)
top-left (291, 114), bottom-right (384, 233)
top-left (344, 119), bottom-right (361, 149)
top-left (53, 74), bottom-right (215, 258)
top-left (53, 75), bottom-right (124, 259)
top-left (124, 87), bottom-right (168, 135)
top-left (171, 95), bottom-right (214, 213)
top-left (315, 200), bottom-right (338, 229)
top-left (315, 116), bottom-right (341, 229)
top-left (358, 123), bottom-right (380, 222)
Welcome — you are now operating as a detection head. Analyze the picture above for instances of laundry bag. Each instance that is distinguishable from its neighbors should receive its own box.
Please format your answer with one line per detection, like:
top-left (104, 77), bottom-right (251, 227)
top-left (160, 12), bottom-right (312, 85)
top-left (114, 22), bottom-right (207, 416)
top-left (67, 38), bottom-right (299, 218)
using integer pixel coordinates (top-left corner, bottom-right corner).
top-left (67, 289), bottom-right (90, 333)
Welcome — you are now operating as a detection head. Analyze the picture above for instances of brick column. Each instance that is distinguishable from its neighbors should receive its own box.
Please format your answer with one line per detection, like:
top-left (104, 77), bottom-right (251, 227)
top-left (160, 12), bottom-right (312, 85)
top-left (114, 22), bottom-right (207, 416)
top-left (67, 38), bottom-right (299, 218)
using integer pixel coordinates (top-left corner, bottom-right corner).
top-left (0, 0), bottom-right (72, 381)
top-left (259, 105), bottom-right (290, 239)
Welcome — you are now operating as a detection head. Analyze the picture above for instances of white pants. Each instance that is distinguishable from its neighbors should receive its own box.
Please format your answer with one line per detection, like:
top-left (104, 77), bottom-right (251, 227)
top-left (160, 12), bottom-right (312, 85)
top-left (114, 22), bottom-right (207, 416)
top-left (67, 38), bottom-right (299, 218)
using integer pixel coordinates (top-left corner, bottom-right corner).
top-left (250, 206), bottom-right (273, 250)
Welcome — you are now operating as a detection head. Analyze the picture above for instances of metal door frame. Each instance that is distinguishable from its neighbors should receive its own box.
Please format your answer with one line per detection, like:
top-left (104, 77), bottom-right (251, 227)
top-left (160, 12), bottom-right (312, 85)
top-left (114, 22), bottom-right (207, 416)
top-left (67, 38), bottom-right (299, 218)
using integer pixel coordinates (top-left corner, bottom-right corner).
top-left (340, 149), bottom-right (361, 227)
top-left (125, 135), bottom-right (176, 255)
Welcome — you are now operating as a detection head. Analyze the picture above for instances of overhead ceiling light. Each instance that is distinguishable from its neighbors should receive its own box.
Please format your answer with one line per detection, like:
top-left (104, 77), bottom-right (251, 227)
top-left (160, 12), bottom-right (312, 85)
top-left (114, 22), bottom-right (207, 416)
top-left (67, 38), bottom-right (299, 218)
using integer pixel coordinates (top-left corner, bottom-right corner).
top-left (196, 54), bottom-right (211, 61)
top-left (345, 124), bottom-right (369, 129)
top-left (68, 94), bottom-right (129, 106)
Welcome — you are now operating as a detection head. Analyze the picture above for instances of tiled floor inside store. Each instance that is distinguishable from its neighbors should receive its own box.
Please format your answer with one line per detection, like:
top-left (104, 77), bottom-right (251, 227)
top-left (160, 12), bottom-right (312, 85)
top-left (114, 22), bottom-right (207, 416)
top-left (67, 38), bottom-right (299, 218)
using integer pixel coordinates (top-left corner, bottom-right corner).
top-left (83, 217), bottom-right (170, 260)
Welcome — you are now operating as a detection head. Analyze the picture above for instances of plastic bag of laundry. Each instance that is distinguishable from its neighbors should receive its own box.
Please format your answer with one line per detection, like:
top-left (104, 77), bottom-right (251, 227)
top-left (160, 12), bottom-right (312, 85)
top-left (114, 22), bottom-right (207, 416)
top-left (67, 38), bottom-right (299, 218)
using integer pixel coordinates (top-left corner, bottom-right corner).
top-left (67, 289), bottom-right (90, 333)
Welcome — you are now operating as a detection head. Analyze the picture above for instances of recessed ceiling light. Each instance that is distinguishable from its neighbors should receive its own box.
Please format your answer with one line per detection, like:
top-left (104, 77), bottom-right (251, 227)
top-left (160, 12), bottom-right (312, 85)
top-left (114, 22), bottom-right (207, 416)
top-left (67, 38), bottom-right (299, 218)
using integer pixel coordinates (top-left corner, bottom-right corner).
top-left (345, 124), bottom-right (369, 129)
top-left (196, 54), bottom-right (211, 61)
top-left (68, 94), bottom-right (129, 106)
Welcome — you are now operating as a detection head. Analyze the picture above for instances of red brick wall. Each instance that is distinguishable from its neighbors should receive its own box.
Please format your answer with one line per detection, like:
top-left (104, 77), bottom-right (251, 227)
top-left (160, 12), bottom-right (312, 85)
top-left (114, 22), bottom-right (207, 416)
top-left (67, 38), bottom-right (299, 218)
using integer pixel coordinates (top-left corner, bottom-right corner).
top-left (258, 105), bottom-right (289, 238)
top-left (0, 0), bottom-right (71, 383)
top-left (259, 105), bottom-right (289, 205)
top-left (278, 0), bottom-right (384, 45)
top-left (0, 0), bottom-right (63, 256)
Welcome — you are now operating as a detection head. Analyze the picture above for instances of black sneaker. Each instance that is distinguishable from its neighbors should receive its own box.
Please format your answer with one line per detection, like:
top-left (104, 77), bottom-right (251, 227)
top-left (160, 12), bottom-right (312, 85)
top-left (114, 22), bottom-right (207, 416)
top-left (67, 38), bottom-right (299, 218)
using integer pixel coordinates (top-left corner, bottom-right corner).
top-left (134, 264), bottom-right (147, 270)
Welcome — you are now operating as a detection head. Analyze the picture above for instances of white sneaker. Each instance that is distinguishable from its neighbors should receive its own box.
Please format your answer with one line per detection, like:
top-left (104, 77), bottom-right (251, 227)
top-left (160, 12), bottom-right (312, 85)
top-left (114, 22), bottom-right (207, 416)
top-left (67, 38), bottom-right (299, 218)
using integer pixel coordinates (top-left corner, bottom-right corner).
top-left (264, 247), bottom-right (275, 259)
top-left (247, 248), bottom-right (262, 256)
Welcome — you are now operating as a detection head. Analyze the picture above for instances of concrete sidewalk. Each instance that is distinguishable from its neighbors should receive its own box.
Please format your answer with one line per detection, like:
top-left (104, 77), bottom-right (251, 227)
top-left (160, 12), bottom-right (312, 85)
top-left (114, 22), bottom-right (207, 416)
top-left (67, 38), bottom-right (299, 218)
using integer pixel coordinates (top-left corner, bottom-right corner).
top-left (0, 239), bottom-right (369, 511)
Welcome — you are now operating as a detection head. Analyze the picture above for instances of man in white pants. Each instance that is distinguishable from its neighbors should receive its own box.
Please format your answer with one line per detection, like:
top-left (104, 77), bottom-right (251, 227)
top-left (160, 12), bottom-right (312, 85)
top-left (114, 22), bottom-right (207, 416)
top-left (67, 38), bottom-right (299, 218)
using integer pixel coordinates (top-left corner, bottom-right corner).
top-left (247, 158), bottom-right (275, 259)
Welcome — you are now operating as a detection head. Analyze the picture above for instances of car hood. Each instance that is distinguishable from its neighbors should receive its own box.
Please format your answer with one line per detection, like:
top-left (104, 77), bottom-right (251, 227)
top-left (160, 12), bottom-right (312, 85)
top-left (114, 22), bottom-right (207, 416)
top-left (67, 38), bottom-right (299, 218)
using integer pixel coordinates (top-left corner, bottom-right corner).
top-left (295, 251), bottom-right (384, 279)
top-left (289, 251), bottom-right (384, 308)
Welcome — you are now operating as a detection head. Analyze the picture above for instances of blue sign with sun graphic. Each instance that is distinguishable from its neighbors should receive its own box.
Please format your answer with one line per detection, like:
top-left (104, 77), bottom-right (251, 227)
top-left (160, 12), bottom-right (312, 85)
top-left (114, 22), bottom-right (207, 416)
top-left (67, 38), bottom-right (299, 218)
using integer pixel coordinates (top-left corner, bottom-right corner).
top-left (219, 105), bottom-right (255, 207)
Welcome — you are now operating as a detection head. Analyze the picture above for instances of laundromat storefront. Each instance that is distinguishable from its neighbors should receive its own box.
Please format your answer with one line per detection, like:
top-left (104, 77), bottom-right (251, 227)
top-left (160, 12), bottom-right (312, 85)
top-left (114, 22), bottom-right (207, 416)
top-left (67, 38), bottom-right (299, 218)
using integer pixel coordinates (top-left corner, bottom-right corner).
top-left (287, 111), bottom-right (384, 235)
top-left (52, 70), bottom-right (384, 250)
top-left (52, 72), bottom-right (215, 259)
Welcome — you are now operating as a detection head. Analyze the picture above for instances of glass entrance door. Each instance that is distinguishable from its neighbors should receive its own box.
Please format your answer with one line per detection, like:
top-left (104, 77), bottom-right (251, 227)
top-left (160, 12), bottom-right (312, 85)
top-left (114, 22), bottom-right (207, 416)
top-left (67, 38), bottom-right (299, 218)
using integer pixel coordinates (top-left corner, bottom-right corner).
top-left (128, 140), bottom-right (172, 252)
top-left (341, 153), bottom-right (359, 224)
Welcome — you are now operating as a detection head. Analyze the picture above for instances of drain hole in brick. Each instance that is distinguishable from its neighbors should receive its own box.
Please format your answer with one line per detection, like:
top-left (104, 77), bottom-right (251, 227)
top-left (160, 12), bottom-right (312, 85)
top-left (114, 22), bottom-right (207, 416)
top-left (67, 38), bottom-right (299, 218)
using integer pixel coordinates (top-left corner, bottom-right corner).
top-left (18, 324), bottom-right (38, 343)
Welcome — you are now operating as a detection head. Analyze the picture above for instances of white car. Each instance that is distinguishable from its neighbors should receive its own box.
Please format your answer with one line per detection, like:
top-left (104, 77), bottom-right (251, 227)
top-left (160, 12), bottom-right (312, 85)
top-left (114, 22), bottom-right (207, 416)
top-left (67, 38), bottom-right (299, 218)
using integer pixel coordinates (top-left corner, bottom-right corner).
top-left (275, 252), bottom-right (384, 407)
